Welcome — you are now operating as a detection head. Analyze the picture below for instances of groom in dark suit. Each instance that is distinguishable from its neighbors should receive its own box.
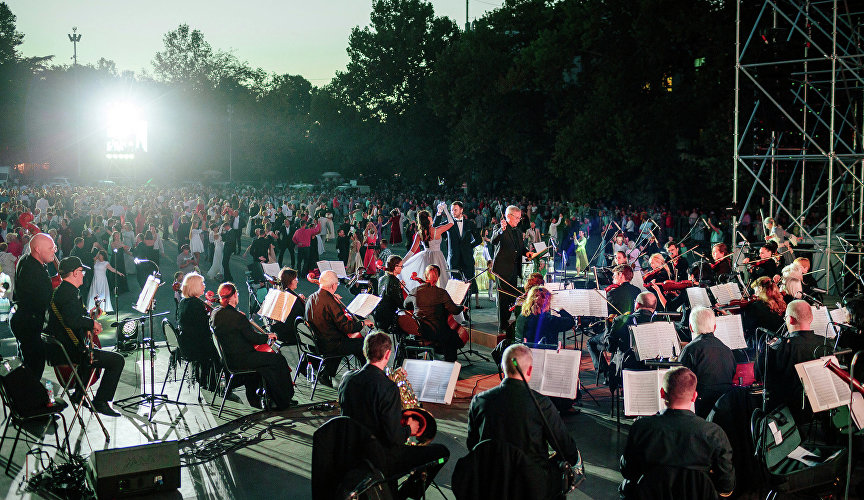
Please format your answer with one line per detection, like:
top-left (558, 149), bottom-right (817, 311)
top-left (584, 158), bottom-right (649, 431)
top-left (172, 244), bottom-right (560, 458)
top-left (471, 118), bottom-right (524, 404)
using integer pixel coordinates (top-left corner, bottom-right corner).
top-left (491, 205), bottom-right (533, 333)
top-left (435, 201), bottom-right (479, 307)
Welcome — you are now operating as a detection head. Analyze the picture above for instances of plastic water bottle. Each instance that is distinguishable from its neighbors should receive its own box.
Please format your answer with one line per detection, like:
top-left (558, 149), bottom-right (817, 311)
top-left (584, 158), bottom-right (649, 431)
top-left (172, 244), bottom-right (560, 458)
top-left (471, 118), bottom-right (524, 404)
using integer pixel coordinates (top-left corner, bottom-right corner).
top-left (45, 380), bottom-right (55, 407)
top-left (306, 362), bottom-right (314, 384)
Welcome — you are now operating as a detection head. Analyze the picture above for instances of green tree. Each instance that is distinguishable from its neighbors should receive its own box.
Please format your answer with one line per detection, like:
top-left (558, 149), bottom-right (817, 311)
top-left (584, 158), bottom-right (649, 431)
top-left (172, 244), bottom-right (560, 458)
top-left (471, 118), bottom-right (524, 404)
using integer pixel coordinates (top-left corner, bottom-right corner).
top-left (0, 2), bottom-right (23, 64)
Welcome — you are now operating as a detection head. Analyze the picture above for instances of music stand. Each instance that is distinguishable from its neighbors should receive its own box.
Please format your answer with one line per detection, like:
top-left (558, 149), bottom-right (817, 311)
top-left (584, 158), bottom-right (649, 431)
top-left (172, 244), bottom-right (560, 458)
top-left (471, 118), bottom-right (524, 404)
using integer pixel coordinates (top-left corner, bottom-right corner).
top-left (456, 269), bottom-right (491, 363)
top-left (115, 272), bottom-right (183, 421)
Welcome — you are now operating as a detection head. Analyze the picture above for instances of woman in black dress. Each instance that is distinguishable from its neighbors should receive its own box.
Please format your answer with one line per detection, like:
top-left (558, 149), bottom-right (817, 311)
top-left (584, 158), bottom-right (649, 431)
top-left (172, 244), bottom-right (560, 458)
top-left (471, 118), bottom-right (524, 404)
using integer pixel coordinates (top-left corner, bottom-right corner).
top-left (176, 272), bottom-right (220, 389)
top-left (269, 267), bottom-right (306, 345)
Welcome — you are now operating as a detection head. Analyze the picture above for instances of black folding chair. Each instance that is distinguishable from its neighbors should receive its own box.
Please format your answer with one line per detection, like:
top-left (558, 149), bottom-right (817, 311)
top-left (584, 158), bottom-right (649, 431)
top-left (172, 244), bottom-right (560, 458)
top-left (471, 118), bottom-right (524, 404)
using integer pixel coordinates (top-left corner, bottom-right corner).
top-left (0, 360), bottom-right (70, 476)
top-left (211, 332), bottom-right (260, 418)
top-left (41, 334), bottom-right (110, 443)
top-left (293, 320), bottom-right (350, 400)
top-left (161, 318), bottom-right (212, 402)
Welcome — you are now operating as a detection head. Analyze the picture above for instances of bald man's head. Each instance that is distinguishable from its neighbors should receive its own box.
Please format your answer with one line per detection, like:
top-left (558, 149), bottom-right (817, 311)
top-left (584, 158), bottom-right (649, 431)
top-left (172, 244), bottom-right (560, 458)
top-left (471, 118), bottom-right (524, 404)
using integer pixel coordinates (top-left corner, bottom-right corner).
top-left (29, 233), bottom-right (56, 264)
top-left (786, 299), bottom-right (813, 332)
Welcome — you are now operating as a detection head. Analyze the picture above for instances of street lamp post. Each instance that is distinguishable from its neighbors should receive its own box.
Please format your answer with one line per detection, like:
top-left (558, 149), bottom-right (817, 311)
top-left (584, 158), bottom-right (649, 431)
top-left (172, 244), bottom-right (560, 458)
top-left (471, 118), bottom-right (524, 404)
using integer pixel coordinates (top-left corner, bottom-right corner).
top-left (67, 27), bottom-right (81, 66)
top-left (227, 104), bottom-right (233, 182)
top-left (68, 27), bottom-right (82, 178)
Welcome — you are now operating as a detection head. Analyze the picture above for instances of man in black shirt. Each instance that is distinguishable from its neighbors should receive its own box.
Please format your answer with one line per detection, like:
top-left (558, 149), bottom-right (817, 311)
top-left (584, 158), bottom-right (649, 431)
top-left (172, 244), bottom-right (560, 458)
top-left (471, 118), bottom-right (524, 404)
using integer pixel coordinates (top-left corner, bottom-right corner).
top-left (587, 266), bottom-right (643, 374)
top-left (46, 257), bottom-right (125, 416)
top-left (620, 367), bottom-right (735, 498)
top-left (374, 255), bottom-right (404, 332)
top-left (221, 222), bottom-right (236, 282)
top-left (467, 344), bottom-right (581, 500)
top-left (490, 205), bottom-right (531, 333)
top-left (404, 265), bottom-right (465, 362)
top-left (755, 299), bottom-right (824, 423)
top-left (11, 233), bottom-right (56, 377)
top-left (679, 306), bottom-right (736, 418)
top-left (665, 241), bottom-right (690, 282)
top-left (339, 332), bottom-right (449, 499)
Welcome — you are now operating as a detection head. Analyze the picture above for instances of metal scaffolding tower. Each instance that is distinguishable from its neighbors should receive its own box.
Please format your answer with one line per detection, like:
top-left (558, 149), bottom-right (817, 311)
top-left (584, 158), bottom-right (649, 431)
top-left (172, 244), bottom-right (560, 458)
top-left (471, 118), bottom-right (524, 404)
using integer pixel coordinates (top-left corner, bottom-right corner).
top-left (733, 0), bottom-right (864, 296)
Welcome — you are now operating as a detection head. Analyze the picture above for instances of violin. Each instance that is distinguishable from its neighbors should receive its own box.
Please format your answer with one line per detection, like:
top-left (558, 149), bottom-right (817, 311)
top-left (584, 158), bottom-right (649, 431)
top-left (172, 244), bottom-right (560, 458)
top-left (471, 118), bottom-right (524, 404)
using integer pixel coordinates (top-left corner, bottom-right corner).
top-left (307, 268), bottom-right (321, 285)
top-left (641, 267), bottom-right (663, 283)
top-left (654, 280), bottom-right (696, 291)
top-left (709, 253), bottom-right (733, 269)
top-left (604, 283), bottom-right (621, 293)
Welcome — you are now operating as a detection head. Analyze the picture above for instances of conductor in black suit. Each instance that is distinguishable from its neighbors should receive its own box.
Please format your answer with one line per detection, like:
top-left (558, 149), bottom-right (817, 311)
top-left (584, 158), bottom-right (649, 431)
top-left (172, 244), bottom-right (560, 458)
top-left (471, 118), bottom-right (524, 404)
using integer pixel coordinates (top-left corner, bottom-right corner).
top-left (490, 205), bottom-right (533, 333)
top-left (434, 201), bottom-right (479, 303)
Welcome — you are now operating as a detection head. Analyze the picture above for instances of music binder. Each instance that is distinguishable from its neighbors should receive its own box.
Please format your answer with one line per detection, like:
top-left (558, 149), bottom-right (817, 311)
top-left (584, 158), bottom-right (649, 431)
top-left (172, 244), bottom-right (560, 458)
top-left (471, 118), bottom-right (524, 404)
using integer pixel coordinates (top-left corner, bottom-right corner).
top-left (317, 260), bottom-right (348, 279)
top-left (346, 293), bottom-right (381, 318)
top-left (527, 348), bottom-right (581, 399)
top-left (708, 282), bottom-right (742, 305)
top-left (401, 359), bottom-right (461, 404)
top-left (550, 289), bottom-right (608, 317)
top-left (795, 356), bottom-right (861, 422)
top-left (623, 369), bottom-right (668, 416)
top-left (445, 279), bottom-right (471, 305)
top-left (630, 322), bottom-right (681, 360)
top-left (685, 287), bottom-right (712, 309)
top-left (258, 288), bottom-right (297, 323)
top-left (712, 314), bottom-right (747, 350)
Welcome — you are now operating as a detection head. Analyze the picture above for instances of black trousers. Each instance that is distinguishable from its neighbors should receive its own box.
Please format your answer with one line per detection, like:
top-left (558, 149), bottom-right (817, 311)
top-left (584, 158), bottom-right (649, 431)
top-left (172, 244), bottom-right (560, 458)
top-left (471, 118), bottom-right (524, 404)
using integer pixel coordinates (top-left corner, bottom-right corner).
top-left (222, 248), bottom-right (234, 282)
top-left (10, 312), bottom-right (46, 378)
top-left (297, 246), bottom-right (311, 275)
top-left (81, 349), bottom-right (125, 403)
top-left (387, 443), bottom-right (450, 500)
top-left (322, 338), bottom-right (365, 378)
top-left (233, 350), bottom-right (295, 409)
top-left (421, 324), bottom-right (462, 362)
top-left (496, 275), bottom-right (520, 333)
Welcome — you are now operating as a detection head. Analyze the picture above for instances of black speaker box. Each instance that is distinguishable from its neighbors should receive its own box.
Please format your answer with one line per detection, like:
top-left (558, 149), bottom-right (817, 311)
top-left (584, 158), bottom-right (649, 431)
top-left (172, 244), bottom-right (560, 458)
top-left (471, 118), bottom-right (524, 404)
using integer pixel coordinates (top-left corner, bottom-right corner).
top-left (87, 440), bottom-right (181, 498)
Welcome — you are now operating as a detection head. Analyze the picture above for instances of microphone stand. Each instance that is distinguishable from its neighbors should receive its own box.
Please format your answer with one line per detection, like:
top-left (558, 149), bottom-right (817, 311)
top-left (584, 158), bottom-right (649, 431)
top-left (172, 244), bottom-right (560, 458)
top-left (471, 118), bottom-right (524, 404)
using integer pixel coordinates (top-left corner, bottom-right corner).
top-left (112, 248), bottom-right (120, 335)
top-left (458, 267), bottom-right (493, 363)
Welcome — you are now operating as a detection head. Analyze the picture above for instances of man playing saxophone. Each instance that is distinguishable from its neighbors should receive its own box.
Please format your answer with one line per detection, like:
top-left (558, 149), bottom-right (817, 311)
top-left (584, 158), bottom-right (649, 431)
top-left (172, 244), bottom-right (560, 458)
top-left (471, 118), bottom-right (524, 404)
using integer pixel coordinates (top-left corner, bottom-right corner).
top-left (338, 331), bottom-right (449, 499)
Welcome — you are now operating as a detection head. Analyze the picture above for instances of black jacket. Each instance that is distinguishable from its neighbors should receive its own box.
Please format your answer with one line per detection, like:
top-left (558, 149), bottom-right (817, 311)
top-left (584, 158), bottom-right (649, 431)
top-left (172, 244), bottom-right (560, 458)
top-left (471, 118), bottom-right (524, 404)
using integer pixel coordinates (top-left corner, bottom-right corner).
top-left (177, 297), bottom-right (219, 363)
top-left (13, 254), bottom-right (52, 316)
top-left (680, 333), bottom-right (736, 417)
top-left (490, 224), bottom-right (527, 281)
top-left (434, 213), bottom-right (478, 271)
top-left (210, 304), bottom-right (269, 366)
top-left (338, 363), bottom-right (410, 448)
top-left (45, 280), bottom-right (93, 363)
top-left (467, 378), bottom-right (580, 466)
top-left (404, 283), bottom-right (462, 339)
top-left (755, 329), bottom-right (824, 419)
top-left (374, 273), bottom-right (403, 332)
top-left (305, 288), bottom-right (364, 353)
top-left (607, 282), bottom-right (642, 317)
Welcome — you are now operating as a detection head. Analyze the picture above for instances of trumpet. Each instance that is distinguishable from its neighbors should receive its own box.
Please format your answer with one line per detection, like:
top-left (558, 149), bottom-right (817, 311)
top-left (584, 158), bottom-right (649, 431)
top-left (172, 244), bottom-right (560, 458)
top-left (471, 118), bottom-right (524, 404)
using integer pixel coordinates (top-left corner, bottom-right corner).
top-left (387, 366), bottom-right (437, 445)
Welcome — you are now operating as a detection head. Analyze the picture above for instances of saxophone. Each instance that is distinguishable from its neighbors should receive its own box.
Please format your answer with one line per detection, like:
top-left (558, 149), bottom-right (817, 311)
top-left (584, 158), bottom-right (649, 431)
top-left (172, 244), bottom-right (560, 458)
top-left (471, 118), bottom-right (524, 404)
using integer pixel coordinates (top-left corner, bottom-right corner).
top-left (387, 366), bottom-right (437, 446)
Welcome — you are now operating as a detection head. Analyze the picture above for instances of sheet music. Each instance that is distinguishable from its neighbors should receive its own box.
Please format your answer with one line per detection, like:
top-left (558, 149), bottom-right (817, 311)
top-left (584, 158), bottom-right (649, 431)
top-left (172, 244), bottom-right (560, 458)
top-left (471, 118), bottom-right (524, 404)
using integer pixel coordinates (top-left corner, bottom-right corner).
top-left (317, 260), bottom-right (348, 278)
top-left (685, 287), bottom-right (712, 309)
top-left (346, 293), bottom-right (382, 318)
top-left (403, 359), bottom-right (461, 404)
top-left (133, 275), bottom-right (161, 313)
top-left (796, 356), bottom-right (850, 412)
top-left (258, 288), bottom-right (297, 323)
top-left (528, 350), bottom-right (546, 392)
top-left (534, 242), bottom-right (547, 253)
top-left (709, 282), bottom-right (741, 305)
top-left (543, 282), bottom-right (566, 292)
top-left (631, 322), bottom-right (680, 360)
top-left (445, 279), bottom-right (471, 305)
top-left (713, 314), bottom-right (748, 350)
top-left (261, 262), bottom-right (281, 279)
top-left (809, 305), bottom-right (836, 338)
top-left (830, 307), bottom-right (849, 326)
top-left (631, 270), bottom-right (647, 291)
top-left (623, 369), bottom-right (668, 416)
top-left (538, 350), bottom-right (581, 399)
top-left (550, 289), bottom-right (608, 317)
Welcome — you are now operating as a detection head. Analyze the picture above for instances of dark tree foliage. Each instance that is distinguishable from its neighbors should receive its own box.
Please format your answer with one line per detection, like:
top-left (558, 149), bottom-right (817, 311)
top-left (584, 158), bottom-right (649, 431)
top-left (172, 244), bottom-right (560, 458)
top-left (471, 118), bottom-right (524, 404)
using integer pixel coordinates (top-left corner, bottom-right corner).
top-left (0, 0), bottom-right (735, 206)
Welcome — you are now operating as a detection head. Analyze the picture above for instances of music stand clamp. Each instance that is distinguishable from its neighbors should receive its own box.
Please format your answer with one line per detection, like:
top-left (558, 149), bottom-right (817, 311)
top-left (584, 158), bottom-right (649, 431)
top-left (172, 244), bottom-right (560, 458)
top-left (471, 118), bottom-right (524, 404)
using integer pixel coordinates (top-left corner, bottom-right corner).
top-left (115, 272), bottom-right (184, 421)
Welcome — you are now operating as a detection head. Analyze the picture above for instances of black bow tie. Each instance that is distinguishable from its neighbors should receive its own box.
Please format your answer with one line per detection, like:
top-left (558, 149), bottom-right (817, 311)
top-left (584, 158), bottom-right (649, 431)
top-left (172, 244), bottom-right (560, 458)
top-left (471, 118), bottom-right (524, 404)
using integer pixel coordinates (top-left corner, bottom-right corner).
top-left (455, 218), bottom-right (463, 222)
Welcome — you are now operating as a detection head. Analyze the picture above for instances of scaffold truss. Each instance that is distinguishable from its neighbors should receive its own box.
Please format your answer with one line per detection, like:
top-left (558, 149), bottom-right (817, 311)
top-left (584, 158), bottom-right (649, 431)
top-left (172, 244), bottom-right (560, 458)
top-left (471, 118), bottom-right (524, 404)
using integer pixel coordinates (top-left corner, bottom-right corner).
top-left (733, 0), bottom-right (864, 296)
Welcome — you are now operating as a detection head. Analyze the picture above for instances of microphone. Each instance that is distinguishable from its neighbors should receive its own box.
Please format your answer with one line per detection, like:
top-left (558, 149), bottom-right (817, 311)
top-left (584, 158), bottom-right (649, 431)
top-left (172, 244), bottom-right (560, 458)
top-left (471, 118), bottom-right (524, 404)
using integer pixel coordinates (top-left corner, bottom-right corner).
top-left (133, 257), bottom-right (152, 265)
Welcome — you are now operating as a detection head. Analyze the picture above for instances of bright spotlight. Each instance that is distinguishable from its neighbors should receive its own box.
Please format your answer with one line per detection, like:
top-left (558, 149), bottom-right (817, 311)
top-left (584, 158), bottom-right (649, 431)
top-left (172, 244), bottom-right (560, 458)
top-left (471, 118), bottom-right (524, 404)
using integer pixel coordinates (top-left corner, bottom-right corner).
top-left (105, 101), bottom-right (147, 159)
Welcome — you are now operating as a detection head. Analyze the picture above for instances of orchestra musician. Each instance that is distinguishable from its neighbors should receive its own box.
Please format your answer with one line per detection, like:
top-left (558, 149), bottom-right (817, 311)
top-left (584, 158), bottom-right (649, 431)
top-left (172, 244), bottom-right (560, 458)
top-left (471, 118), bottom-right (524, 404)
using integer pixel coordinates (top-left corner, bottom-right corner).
top-left (269, 267), bottom-right (306, 345)
top-left (11, 233), bottom-right (56, 377)
top-left (678, 307), bottom-right (736, 418)
top-left (176, 272), bottom-right (220, 390)
top-left (373, 255), bottom-right (405, 332)
top-left (305, 270), bottom-right (372, 388)
top-left (210, 282), bottom-right (296, 409)
top-left (743, 241), bottom-right (779, 282)
top-left (709, 242), bottom-right (732, 284)
top-left (46, 256), bottom-right (125, 417)
top-left (599, 292), bottom-right (660, 386)
top-left (664, 241), bottom-right (689, 281)
top-left (741, 276), bottom-right (786, 345)
top-left (588, 264), bottom-right (641, 374)
top-left (404, 264), bottom-right (466, 362)
top-left (514, 286), bottom-right (575, 346)
top-left (643, 253), bottom-right (672, 285)
top-left (338, 332), bottom-right (449, 498)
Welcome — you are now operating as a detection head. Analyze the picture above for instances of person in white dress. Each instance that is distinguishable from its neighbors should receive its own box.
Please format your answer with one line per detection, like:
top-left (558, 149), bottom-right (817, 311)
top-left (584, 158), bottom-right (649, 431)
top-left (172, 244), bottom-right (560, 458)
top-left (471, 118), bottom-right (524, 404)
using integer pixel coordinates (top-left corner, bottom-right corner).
top-left (399, 203), bottom-right (454, 293)
top-left (88, 250), bottom-right (124, 314)
top-left (189, 218), bottom-right (205, 263)
top-left (207, 228), bottom-right (224, 280)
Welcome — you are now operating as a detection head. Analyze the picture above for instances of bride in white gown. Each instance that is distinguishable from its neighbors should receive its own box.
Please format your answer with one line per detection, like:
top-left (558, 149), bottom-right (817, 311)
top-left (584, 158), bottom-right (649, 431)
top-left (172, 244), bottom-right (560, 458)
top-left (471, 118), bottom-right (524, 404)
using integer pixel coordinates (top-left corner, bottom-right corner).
top-left (88, 250), bottom-right (124, 314)
top-left (399, 203), bottom-right (454, 293)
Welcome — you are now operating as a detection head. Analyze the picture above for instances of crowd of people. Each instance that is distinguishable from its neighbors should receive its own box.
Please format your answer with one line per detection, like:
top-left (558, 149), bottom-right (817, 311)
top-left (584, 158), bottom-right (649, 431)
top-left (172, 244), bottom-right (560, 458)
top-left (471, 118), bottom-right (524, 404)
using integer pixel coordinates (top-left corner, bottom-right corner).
top-left (2, 179), bottom-right (862, 498)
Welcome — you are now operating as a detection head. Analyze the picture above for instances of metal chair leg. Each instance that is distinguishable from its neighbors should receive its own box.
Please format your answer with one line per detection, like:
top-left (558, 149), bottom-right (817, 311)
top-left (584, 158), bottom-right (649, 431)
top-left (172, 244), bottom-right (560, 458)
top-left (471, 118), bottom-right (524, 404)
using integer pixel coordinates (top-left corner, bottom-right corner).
top-left (5, 427), bottom-right (22, 476)
top-left (218, 374), bottom-right (234, 418)
top-left (293, 354), bottom-right (307, 384)
top-left (175, 362), bottom-right (190, 401)
top-left (310, 363), bottom-right (323, 400)
top-left (212, 369), bottom-right (225, 405)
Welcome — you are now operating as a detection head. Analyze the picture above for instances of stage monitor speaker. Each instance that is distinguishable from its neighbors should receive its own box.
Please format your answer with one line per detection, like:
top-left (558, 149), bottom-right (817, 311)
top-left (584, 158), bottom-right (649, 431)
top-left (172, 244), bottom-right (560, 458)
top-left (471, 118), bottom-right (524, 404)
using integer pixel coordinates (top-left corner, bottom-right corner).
top-left (87, 440), bottom-right (181, 498)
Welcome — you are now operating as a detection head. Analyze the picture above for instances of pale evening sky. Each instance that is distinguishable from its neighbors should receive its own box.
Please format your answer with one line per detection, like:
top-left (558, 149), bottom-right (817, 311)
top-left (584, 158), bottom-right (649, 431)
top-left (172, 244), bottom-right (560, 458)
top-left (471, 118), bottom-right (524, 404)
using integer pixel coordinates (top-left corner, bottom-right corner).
top-left (7, 0), bottom-right (500, 84)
